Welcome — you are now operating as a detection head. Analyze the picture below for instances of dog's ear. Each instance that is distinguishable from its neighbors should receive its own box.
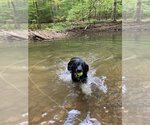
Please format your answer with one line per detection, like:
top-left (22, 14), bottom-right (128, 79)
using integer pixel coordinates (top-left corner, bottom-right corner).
top-left (67, 61), bottom-right (73, 72)
top-left (83, 63), bottom-right (89, 73)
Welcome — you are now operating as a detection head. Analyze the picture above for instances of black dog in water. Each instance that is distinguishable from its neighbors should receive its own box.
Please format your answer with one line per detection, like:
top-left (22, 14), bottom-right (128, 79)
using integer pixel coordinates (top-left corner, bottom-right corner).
top-left (68, 57), bottom-right (89, 83)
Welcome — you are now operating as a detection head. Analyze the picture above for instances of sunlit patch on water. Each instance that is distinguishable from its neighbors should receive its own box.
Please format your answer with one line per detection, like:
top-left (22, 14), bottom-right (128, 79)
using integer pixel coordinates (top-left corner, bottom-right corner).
top-left (57, 60), bottom-right (107, 96)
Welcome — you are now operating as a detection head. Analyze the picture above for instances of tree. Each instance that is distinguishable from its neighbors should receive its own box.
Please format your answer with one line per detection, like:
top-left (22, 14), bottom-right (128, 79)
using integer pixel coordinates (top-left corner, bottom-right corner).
top-left (34, 1), bottom-right (41, 28)
top-left (28, 0), bottom-right (122, 29)
top-left (135, 0), bottom-right (142, 22)
top-left (113, 0), bottom-right (117, 22)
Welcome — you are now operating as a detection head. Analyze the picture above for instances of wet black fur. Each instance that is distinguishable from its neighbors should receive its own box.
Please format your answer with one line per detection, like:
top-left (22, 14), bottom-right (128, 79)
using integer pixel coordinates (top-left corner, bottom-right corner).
top-left (68, 57), bottom-right (89, 83)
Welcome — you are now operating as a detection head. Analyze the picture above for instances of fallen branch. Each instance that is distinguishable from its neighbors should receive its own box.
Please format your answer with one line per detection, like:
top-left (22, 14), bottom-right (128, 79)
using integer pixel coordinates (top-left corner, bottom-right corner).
top-left (30, 31), bottom-right (47, 40)
top-left (6, 31), bottom-right (27, 40)
top-left (0, 30), bottom-right (28, 40)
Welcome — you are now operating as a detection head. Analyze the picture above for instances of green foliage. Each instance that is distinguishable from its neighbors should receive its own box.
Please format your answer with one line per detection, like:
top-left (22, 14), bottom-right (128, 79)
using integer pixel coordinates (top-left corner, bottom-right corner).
top-left (28, 0), bottom-right (123, 30)
top-left (67, 1), bottom-right (89, 21)
top-left (47, 22), bottom-right (71, 31)
top-left (0, 0), bottom-right (27, 29)
top-left (1, 0), bottom-right (150, 30)
top-left (123, 0), bottom-right (150, 20)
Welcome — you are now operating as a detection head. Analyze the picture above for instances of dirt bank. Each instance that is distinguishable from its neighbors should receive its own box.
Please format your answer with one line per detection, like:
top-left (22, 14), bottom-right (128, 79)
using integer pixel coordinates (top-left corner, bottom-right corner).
top-left (123, 21), bottom-right (150, 31)
top-left (1, 21), bottom-right (150, 41)
top-left (29, 21), bottom-right (150, 41)
top-left (29, 22), bottom-right (122, 41)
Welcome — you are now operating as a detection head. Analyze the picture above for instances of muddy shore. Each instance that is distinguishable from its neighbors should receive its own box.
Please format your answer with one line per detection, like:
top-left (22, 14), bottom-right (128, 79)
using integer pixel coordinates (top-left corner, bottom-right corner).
top-left (29, 21), bottom-right (150, 41)
top-left (1, 21), bottom-right (150, 41)
top-left (29, 22), bottom-right (122, 41)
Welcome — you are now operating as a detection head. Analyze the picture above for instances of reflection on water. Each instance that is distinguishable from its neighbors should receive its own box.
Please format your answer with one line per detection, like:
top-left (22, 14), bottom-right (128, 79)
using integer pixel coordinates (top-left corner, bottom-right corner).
top-left (29, 33), bottom-right (122, 125)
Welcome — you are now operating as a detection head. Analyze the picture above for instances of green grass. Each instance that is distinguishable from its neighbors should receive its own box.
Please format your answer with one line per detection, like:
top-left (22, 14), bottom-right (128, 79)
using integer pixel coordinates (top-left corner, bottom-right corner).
top-left (29, 22), bottom-right (72, 31)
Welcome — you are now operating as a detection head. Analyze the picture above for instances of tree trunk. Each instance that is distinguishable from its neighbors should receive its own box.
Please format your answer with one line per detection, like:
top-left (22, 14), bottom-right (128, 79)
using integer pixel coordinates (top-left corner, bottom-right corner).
top-left (34, 1), bottom-right (41, 29)
top-left (135, 0), bottom-right (142, 23)
top-left (81, 0), bottom-right (84, 21)
top-left (11, 0), bottom-right (20, 29)
top-left (88, 1), bottom-right (92, 23)
top-left (113, 0), bottom-right (117, 22)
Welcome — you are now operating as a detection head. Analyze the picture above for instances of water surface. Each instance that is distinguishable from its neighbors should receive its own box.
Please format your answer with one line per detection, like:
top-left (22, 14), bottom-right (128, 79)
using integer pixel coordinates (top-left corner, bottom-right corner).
top-left (0, 42), bottom-right (28, 125)
top-left (122, 32), bottom-right (150, 125)
top-left (29, 33), bottom-right (122, 125)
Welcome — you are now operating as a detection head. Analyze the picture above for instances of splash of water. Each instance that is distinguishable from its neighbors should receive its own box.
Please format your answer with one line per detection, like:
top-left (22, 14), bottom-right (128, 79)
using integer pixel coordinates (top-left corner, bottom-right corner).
top-left (57, 61), bottom-right (107, 95)
top-left (64, 109), bottom-right (81, 125)
top-left (87, 70), bottom-right (107, 93)
top-left (39, 121), bottom-right (47, 125)
top-left (57, 60), bottom-right (71, 82)
top-left (64, 109), bottom-right (101, 125)
top-left (17, 121), bottom-right (28, 125)
top-left (57, 68), bottom-right (71, 82)
top-left (79, 112), bottom-right (101, 125)
top-left (80, 84), bottom-right (92, 96)
top-left (64, 110), bottom-right (101, 125)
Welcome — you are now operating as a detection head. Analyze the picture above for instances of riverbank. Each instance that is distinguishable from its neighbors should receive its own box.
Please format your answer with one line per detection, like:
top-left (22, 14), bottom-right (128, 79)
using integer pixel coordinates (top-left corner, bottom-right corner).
top-left (1, 21), bottom-right (150, 41)
top-left (29, 21), bottom-right (150, 41)
top-left (29, 22), bottom-right (122, 41)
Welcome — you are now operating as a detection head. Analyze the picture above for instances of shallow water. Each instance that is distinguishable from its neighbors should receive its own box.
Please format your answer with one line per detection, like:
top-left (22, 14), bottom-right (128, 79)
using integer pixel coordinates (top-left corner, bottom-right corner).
top-left (29, 33), bottom-right (122, 125)
top-left (0, 42), bottom-right (28, 125)
top-left (122, 32), bottom-right (150, 125)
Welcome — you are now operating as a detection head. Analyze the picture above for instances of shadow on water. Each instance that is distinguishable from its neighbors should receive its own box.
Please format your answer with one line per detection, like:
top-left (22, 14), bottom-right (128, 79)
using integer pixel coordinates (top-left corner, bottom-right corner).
top-left (29, 32), bottom-right (122, 125)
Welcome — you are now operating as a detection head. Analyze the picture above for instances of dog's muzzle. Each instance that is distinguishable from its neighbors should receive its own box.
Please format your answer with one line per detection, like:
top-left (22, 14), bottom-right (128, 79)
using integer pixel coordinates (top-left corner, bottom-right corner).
top-left (75, 71), bottom-right (83, 77)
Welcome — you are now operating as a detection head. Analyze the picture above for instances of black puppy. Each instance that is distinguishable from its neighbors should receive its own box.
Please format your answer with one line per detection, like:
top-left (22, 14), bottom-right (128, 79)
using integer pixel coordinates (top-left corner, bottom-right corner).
top-left (68, 57), bottom-right (89, 83)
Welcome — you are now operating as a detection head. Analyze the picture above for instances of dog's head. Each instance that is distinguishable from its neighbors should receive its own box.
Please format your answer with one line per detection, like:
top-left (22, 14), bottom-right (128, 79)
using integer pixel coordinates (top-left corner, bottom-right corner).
top-left (68, 58), bottom-right (89, 78)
